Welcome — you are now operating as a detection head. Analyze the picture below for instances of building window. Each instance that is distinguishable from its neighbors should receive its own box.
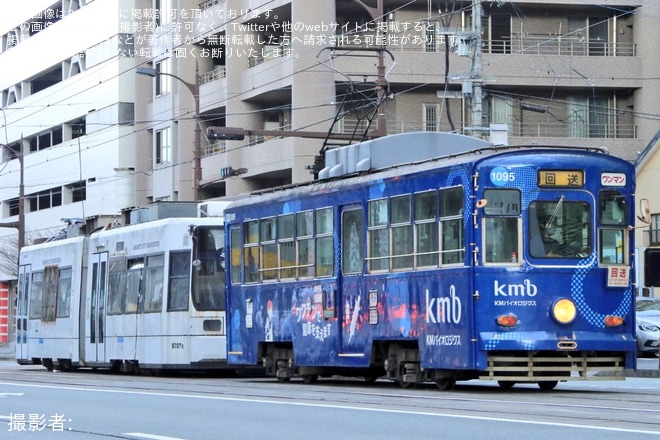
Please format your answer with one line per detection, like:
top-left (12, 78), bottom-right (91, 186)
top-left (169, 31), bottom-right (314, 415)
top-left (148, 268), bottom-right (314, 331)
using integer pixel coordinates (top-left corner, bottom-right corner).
top-left (154, 0), bottom-right (172, 27)
top-left (567, 96), bottom-right (610, 138)
top-left (29, 188), bottom-right (62, 212)
top-left (425, 23), bottom-right (437, 53)
top-left (29, 127), bottom-right (63, 152)
top-left (67, 117), bottom-right (86, 139)
top-left (155, 58), bottom-right (171, 96)
top-left (155, 127), bottom-right (172, 165)
top-left (491, 96), bottom-right (512, 128)
top-left (651, 214), bottom-right (660, 247)
top-left (423, 103), bottom-right (438, 131)
top-left (7, 198), bottom-right (19, 216)
top-left (68, 180), bottom-right (86, 203)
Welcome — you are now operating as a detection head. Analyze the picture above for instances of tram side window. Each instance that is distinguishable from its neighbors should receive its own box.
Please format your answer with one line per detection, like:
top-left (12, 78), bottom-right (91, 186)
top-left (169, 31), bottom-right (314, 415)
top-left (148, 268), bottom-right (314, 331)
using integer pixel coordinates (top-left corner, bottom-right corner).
top-left (244, 220), bottom-right (259, 283)
top-left (297, 211), bottom-right (315, 278)
top-left (41, 266), bottom-right (58, 322)
top-left (260, 217), bottom-right (278, 281)
top-left (342, 207), bottom-right (364, 274)
top-left (391, 195), bottom-right (413, 270)
top-left (415, 190), bottom-right (439, 268)
top-left (229, 226), bottom-right (242, 284)
top-left (168, 251), bottom-right (190, 311)
top-left (28, 271), bottom-right (43, 319)
top-left (440, 187), bottom-right (465, 264)
top-left (56, 268), bottom-right (72, 318)
top-left (279, 214), bottom-right (296, 279)
top-left (368, 198), bottom-right (390, 272)
top-left (316, 207), bottom-right (334, 277)
top-left (143, 254), bottom-right (164, 312)
top-left (125, 258), bottom-right (145, 313)
top-left (108, 258), bottom-right (127, 314)
top-left (483, 189), bottom-right (521, 263)
top-left (599, 190), bottom-right (627, 264)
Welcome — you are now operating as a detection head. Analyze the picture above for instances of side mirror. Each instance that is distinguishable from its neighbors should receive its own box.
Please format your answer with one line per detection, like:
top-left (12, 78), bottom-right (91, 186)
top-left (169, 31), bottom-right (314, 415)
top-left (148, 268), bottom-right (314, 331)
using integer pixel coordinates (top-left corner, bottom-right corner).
top-left (638, 198), bottom-right (651, 224)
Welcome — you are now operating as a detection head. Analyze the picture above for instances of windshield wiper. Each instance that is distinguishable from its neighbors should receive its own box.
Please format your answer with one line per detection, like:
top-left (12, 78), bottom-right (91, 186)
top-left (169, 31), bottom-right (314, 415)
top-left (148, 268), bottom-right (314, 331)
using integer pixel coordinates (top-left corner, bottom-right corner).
top-left (545, 195), bottom-right (564, 228)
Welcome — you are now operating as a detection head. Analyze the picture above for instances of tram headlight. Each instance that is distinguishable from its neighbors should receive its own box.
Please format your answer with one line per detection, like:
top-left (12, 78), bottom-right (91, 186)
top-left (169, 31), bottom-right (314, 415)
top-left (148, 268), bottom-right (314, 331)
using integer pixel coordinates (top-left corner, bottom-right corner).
top-left (552, 298), bottom-right (577, 324)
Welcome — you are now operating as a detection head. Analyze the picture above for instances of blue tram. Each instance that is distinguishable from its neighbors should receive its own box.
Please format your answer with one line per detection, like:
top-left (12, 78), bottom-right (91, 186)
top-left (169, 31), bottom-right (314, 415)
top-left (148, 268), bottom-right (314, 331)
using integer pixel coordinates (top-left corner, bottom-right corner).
top-left (224, 132), bottom-right (637, 390)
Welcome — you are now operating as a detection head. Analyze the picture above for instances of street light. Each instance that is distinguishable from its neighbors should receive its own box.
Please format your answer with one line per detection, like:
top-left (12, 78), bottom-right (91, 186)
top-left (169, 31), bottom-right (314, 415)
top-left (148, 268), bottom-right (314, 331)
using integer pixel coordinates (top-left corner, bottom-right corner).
top-left (136, 63), bottom-right (202, 201)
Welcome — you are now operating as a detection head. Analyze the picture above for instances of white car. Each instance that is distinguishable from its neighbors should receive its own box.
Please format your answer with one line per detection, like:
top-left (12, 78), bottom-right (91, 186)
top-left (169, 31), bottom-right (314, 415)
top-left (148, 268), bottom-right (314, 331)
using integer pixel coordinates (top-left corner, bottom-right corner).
top-left (636, 299), bottom-right (660, 357)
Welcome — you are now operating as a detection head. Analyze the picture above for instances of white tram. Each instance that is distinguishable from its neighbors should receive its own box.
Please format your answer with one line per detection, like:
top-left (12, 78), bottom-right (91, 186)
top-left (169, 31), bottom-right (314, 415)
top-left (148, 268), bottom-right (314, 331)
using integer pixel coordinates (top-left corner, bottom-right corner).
top-left (16, 208), bottom-right (230, 372)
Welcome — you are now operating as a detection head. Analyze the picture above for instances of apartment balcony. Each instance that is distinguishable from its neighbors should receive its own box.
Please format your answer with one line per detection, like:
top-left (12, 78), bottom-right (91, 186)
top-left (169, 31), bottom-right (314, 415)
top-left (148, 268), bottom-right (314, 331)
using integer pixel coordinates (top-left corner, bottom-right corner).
top-left (200, 127), bottom-right (296, 160)
top-left (199, 67), bottom-right (227, 114)
top-left (200, 65), bottom-right (226, 85)
top-left (328, 36), bottom-right (640, 89)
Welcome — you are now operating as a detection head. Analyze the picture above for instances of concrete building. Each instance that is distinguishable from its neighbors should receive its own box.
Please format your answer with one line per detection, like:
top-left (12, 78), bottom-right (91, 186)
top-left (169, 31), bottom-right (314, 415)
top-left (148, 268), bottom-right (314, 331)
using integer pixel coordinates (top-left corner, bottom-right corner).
top-left (1, 0), bottom-right (659, 344)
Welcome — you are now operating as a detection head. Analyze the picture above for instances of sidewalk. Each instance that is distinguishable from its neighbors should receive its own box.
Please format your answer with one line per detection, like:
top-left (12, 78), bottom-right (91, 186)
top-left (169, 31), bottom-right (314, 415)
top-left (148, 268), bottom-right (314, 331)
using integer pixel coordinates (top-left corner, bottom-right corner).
top-left (0, 343), bottom-right (13, 361)
top-left (2, 342), bottom-right (658, 377)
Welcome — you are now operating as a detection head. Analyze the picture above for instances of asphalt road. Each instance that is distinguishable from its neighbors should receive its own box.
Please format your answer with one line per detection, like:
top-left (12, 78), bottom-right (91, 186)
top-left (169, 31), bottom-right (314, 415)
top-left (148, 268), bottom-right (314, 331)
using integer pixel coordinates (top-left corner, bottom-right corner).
top-left (1, 360), bottom-right (659, 440)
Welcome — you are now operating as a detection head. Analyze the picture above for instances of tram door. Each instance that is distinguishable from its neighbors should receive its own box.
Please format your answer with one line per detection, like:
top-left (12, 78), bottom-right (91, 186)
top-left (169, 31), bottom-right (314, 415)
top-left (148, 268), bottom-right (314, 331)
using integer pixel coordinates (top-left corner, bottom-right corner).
top-left (85, 252), bottom-right (108, 363)
top-left (16, 264), bottom-right (30, 361)
top-left (338, 204), bottom-right (365, 355)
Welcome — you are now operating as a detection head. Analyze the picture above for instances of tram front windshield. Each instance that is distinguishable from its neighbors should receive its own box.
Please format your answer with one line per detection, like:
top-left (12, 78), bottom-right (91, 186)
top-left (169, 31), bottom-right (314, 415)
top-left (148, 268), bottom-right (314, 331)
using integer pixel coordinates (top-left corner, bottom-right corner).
top-left (192, 226), bottom-right (225, 311)
top-left (529, 199), bottom-right (590, 259)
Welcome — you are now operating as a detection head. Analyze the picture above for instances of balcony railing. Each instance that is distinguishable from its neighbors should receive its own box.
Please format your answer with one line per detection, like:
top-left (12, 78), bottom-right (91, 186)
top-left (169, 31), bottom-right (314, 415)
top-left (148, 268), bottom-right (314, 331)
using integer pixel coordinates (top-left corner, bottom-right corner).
top-left (200, 66), bottom-right (226, 85)
top-left (509, 123), bottom-right (636, 139)
top-left (484, 35), bottom-right (636, 57)
top-left (330, 33), bottom-right (636, 58)
top-left (201, 126), bottom-right (294, 157)
top-left (248, 44), bottom-right (292, 68)
top-left (199, 0), bottom-right (225, 10)
top-left (339, 119), bottom-right (636, 139)
top-left (202, 141), bottom-right (226, 157)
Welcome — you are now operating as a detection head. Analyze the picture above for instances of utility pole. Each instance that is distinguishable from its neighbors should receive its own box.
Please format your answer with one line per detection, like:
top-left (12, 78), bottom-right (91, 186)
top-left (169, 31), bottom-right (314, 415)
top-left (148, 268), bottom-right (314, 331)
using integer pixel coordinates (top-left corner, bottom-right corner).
top-left (17, 138), bottom-right (24, 252)
top-left (351, 0), bottom-right (387, 137)
top-left (0, 113), bottom-right (25, 253)
top-left (470, 0), bottom-right (484, 133)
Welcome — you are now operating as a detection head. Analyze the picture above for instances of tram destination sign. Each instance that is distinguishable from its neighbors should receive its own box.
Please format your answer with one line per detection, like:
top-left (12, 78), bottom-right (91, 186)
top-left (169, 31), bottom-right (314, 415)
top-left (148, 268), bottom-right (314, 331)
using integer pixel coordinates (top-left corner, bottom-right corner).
top-left (537, 170), bottom-right (584, 188)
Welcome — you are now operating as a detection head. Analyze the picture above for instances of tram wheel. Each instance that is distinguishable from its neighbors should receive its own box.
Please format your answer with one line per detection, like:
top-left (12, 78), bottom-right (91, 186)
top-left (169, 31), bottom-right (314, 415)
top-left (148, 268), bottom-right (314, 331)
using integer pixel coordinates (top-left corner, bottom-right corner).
top-left (538, 381), bottom-right (558, 391)
top-left (301, 374), bottom-right (318, 384)
top-left (277, 376), bottom-right (291, 383)
top-left (399, 380), bottom-right (413, 389)
top-left (435, 378), bottom-right (456, 391)
top-left (497, 381), bottom-right (516, 390)
top-left (363, 376), bottom-right (378, 385)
